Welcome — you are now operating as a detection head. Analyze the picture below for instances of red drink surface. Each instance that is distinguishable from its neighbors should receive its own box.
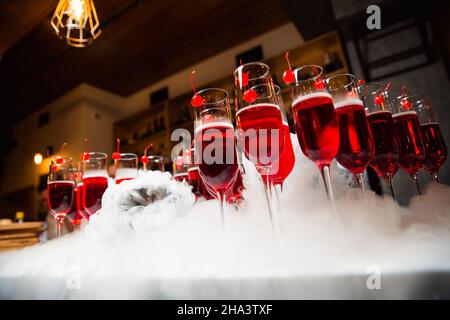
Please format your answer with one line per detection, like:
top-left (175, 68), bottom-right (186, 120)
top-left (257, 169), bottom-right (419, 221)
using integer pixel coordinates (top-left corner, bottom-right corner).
top-left (393, 111), bottom-right (425, 174)
top-left (82, 176), bottom-right (108, 215)
top-left (115, 177), bottom-right (133, 184)
top-left (292, 92), bottom-right (339, 169)
top-left (421, 122), bottom-right (448, 174)
top-left (195, 123), bottom-right (239, 194)
top-left (367, 111), bottom-right (399, 178)
top-left (236, 103), bottom-right (284, 168)
top-left (47, 181), bottom-right (74, 219)
top-left (261, 124), bottom-right (295, 185)
top-left (335, 100), bottom-right (374, 174)
top-left (174, 173), bottom-right (189, 182)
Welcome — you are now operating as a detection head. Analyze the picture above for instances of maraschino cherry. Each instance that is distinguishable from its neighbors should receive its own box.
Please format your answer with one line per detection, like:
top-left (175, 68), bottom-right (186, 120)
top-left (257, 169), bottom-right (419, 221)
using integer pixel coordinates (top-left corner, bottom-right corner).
top-left (374, 81), bottom-right (392, 106)
top-left (140, 142), bottom-right (153, 165)
top-left (190, 71), bottom-right (204, 107)
top-left (81, 138), bottom-right (90, 161)
top-left (401, 98), bottom-right (411, 110)
top-left (112, 138), bottom-right (121, 160)
top-left (283, 51), bottom-right (295, 84)
top-left (399, 85), bottom-right (411, 109)
top-left (243, 89), bottom-right (257, 103)
top-left (55, 142), bottom-right (67, 164)
top-left (314, 78), bottom-right (325, 90)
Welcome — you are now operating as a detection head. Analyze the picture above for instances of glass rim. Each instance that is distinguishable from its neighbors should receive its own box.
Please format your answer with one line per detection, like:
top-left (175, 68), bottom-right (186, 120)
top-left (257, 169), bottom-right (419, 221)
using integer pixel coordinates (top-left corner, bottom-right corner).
top-left (362, 82), bottom-right (383, 95)
top-left (408, 93), bottom-right (427, 103)
top-left (325, 73), bottom-right (356, 92)
top-left (145, 155), bottom-right (164, 161)
top-left (118, 153), bottom-right (137, 160)
top-left (291, 64), bottom-right (323, 85)
top-left (86, 152), bottom-right (107, 159)
top-left (196, 87), bottom-right (229, 106)
top-left (273, 84), bottom-right (281, 95)
top-left (233, 62), bottom-right (270, 81)
top-left (383, 84), bottom-right (411, 101)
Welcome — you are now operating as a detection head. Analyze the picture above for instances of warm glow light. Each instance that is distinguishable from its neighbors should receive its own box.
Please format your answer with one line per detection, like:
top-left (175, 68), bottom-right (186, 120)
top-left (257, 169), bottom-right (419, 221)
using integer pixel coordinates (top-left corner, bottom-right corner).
top-left (51, 0), bottom-right (101, 48)
top-left (34, 153), bottom-right (43, 165)
top-left (69, 0), bottom-right (85, 21)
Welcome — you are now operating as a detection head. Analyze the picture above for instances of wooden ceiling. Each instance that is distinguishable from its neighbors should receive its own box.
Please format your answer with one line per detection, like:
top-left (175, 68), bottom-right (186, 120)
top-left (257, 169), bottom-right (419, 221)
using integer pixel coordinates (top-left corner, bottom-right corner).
top-left (0, 0), bottom-right (291, 124)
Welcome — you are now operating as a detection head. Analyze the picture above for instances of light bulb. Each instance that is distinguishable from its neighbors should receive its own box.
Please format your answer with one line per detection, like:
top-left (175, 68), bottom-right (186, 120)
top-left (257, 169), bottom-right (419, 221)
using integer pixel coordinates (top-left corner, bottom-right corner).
top-left (34, 153), bottom-right (43, 165)
top-left (69, 0), bottom-right (85, 21)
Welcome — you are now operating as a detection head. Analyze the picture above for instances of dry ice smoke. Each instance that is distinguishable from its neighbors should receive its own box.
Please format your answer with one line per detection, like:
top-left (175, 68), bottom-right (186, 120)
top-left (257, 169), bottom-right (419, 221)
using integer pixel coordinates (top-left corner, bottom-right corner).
top-left (0, 134), bottom-right (450, 299)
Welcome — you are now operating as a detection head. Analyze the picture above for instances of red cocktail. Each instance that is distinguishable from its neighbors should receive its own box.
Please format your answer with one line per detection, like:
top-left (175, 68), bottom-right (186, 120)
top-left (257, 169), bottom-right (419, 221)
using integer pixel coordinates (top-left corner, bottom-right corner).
top-left (421, 122), bottom-right (447, 179)
top-left (335, 99), bottom-right (374, 176)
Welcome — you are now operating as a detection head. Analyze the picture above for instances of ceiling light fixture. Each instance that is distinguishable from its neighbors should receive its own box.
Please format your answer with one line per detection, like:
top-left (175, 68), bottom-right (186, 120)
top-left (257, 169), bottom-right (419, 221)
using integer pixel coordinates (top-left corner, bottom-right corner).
top-left (50, 0), bottom-right (101, 48)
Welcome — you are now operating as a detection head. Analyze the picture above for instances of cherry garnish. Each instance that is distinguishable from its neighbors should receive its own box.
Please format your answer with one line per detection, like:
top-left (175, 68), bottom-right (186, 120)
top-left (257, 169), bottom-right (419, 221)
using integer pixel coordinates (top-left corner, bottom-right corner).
top-left (374, 95), bottom-right (384, 105)
top-left (190, 71), bottom-right (204, 107)
top-left (314, 78), bottom-right (325, 90)
top-left (140, 142), bottom-right (153, 164)
top-left (112, 138), bottom-right (121, 160)
top-left (374, 81), bottom-right (392, 106)
top-left (282, 51), bottom-right (295, 84)
top-left (81, 152), bottom-right (90, 161)
top-left (356, 79), bottom-right (366, 86)
top-left (81, 138), bottom-right (90, 161)
top-left (401, 99), bottom-right (411, 110)
top-left (55, 142), bottom-right (67, 164)
top-left (243, 89), bottom-right (257, 103)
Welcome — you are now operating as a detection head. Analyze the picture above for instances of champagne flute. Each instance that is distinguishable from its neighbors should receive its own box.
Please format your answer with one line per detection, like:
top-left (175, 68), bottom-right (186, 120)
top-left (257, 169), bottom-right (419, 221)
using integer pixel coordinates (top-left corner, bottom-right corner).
top-left (289, 65), bottom-right (340, 200)
top-left (66, 166), bottom-right (88, 228)
top-left (114, 153), bottom-right (138, 184)
top-left (82, 152), bottom-right (109, 215)
top-left (47, 156), bottom-right (75, 238)
top-left (142, 155), bottom-right (165, 171)
top-left (234, 62), bottom-right (284, 223)
top-left (193, 88), bottom-right (239, 226)
top-left (326, 73), bottom-right (375, 191)
top-left (412, 95), bottom-right (447, 182)
top-left (360, 82), bottom-right (400, 199)
top-left (390, 95), bottom-right (426, 194)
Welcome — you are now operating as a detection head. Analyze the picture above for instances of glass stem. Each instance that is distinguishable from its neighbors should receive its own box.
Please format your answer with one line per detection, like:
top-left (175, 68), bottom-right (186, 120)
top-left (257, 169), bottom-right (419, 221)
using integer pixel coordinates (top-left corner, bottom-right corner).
top-left (55, 217), bottom-right (63, 238)
top-left (273, 183), bottom-right (282, 211)
top-left (411, 173), bottom-right (421, 195)
top-left (432, 171), bottom-right (439, 183)
top-left (319, 165), bottom-right (335, 202)
top-left (386, 175), bottom-right (397, 201)
top-left (216, 192), bottom-right (225, 228)
top-left (354, 172), bottom-right (366, 193)
top-left (261, 169), bottom-right (275, 231)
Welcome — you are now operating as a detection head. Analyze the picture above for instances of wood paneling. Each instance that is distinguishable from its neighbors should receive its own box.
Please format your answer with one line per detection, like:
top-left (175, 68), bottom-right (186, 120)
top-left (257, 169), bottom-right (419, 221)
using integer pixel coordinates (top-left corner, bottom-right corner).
top-left (0, 0), bottom-right (57, 55)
